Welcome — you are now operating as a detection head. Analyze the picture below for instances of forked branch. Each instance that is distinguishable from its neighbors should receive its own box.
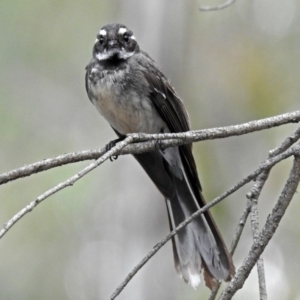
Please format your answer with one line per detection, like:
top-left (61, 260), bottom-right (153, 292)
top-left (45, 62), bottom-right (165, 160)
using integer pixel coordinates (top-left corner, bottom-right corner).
top-left (0, 112), bottom-right (299, 300)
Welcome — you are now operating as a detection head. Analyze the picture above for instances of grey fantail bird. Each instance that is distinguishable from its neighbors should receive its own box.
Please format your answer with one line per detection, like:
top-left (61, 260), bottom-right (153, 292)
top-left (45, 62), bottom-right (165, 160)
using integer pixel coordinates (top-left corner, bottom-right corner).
top-left (85, 23), bottom-right (235, 289)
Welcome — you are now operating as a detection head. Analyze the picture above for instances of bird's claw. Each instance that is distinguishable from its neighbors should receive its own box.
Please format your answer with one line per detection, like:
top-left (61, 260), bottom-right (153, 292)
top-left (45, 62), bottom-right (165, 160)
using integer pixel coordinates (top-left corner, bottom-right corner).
top-left (155, 139), bottom-right (165, 154)
top-left (105, 137), bottom-right (125, 161)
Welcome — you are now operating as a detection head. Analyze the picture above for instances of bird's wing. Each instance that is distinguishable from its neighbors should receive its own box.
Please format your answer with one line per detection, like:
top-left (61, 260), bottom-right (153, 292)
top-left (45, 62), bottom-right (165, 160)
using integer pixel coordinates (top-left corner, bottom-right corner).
top-left (141, 65), bottom-right (235, 287)
top-left (142, 69), bottom-right (203, 194)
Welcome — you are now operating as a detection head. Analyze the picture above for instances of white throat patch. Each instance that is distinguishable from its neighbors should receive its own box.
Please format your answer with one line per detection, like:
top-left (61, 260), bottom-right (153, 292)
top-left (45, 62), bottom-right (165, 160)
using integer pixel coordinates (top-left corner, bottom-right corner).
top-left (95, 51), bottom-right (111, 61)
top-left (95, 50), bottom-right (134, 61)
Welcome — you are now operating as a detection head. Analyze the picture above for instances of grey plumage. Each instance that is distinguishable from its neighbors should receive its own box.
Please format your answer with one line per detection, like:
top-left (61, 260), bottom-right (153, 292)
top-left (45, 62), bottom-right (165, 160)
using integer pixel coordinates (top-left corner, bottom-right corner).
top-left (85, 23), bottom-right (235, 289)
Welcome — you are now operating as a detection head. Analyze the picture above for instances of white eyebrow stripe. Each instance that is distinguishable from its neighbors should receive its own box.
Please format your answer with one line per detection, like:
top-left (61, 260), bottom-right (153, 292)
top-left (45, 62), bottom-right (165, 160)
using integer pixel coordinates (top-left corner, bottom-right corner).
top-left (118, 27), bottom-right (127, 34)
top-left (99, 29), bottom-right (107, 36)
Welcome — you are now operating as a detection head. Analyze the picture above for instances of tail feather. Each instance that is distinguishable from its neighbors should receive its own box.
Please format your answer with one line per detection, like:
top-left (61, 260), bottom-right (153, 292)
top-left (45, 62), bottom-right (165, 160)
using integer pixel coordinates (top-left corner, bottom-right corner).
top-left (166, 198), bottom-right (202, 288)
top-left (134, 148), bottom-right (235, 289)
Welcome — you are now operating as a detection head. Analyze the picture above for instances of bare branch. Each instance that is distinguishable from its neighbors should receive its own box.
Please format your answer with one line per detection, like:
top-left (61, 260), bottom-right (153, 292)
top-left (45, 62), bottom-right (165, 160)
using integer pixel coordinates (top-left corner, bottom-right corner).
top-left (0, 136), bottom-right (134, 239)
top-left (246, 165), bottom-right (271, 300)
top-left (209, 128), bottom-right (300, 300)
top-left (219, 153), bottom-right (300, 300)
top-left (230, 200), bottom-right (251, 256)
top-left (244, 127), bottom-right (300, 299)
top-left (270, 127), bottom-right (300, 157)
top-left (0, 112), bottom-right (298, 299)
top-left (199, 0), bottom-right (236, 11)
top-left (0, 149), bottom-right (106, 185)
top-left (208, 200), bottom-right (252, 300)
top-left (249, 198), bottom-right (267, 300)
top-left (109, 144), bottom-right (300, 300)
top-left (129, 110), bottom-right (300, 142)
top-left (1, 111), bottom-right (299, 185)
top-left (0, 111), bottom-right (298, 299)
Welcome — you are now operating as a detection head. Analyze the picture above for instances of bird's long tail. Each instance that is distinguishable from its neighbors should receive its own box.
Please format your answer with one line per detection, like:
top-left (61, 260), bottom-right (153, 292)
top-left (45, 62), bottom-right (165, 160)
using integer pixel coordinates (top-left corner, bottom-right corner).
top-left (134, 147), bottom-right (234, 289)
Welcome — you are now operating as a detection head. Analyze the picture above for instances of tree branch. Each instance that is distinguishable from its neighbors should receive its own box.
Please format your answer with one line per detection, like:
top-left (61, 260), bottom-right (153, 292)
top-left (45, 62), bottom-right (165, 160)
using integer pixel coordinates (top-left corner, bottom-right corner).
top-left (208, 127), bottom-right (300, 300)
top-left (109, 143), bottom-right (300, 300)
top-left (208, 200), bottom-right (252, 300)
top-left (219, 153), bottom-right (300, 300)
top-left (0, 136), bottom-right (134, 239)
top-left (270, 127), bottom-right (300, 156)
top-left (0, 112), bottom-right (299, 299)
top-left (1, 111), bottom-right (299, 185)
top-left (245, 127), bottom-right (300, 300)
top-left (249, 198), bottom-right (267, 300)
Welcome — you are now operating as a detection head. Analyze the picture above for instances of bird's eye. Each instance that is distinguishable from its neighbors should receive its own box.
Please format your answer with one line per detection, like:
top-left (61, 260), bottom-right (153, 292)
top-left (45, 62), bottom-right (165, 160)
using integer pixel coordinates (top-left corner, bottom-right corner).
top-left (123, 33), bottom-right (129, 43)
top-left (99, 36), bottom-right (104, 45)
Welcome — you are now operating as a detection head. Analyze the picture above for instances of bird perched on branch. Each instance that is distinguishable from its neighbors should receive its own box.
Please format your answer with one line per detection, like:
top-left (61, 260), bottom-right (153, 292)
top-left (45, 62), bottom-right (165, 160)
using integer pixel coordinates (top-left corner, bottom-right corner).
top-left (85, 23), bottom-right (234, 289)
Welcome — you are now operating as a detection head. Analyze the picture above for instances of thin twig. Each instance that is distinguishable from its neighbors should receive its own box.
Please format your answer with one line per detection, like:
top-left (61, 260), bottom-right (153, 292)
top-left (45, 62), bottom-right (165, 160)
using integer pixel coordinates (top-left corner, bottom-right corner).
top-left (249, 198), bottom-right (267, 300)
top-left (200, 0), bottom-right (236, 11)
top-left (0, 136), bottom-right (134, 239)
top-left (245, 127), bottom-right (300, 300)
top-left (208, 281), bottom-right (222, 299)
top-left (230, 200), bottom-right (251, 256)
top-left (246, 165), bottom-right (271, 300)
top-left (109, 144), bottom-right (300, 300)
top-left (219, 153), bottom-right (300, 300)
top-left (208, 200), bottom-right (252, 300)
top-left (1, 111), bottom-right (299, 185)
top-left (209, 127), bottom-right (300, 300)
top-left (270, 127), bottom-right (300, 157)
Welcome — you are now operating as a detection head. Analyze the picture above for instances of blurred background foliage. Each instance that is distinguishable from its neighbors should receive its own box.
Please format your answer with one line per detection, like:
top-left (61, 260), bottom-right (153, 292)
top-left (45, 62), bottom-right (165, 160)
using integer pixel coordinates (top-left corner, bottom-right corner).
top-left (0, 0), bottom-right (299, 299)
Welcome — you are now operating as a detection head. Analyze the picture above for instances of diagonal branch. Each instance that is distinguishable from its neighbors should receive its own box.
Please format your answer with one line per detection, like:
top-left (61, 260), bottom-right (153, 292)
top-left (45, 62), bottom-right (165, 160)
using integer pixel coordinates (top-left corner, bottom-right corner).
top-left (109, 144), bottom-right (300, 300)
top-left (1, 111), bottom-right (299, 185)
top-left (245, 127), bottom-right (300, 300)
top-left (270, 127), bottom-right (300, 156)
top-left (208, 127), bottom-right (300, 300)
top-left (219, 153), bottom-right (300, 300)
top-left (0, 136), bottom-right (134, 239)
top-left (208, 199), bottom-right (251, 300)
top-left (0, 113), bottom-right (298, 299)
top-left (249, 197), bottom-right (267, 300)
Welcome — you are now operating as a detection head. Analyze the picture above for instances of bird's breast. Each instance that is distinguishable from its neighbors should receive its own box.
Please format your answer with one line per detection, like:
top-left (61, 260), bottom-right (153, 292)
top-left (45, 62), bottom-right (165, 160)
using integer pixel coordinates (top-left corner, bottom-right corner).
top-left (89, 76), bottom-right (167, 135)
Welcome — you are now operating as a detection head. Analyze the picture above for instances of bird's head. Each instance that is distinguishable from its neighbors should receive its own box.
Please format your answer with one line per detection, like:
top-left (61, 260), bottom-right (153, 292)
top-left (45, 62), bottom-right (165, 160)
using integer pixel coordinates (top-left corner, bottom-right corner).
top-left (93, 23), bottom-right (139, 63)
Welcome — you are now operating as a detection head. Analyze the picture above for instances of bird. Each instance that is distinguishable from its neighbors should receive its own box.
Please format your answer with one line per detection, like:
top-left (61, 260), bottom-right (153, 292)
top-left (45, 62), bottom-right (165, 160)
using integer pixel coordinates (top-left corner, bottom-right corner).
top-left (85, 23), bottom-right (234, 290)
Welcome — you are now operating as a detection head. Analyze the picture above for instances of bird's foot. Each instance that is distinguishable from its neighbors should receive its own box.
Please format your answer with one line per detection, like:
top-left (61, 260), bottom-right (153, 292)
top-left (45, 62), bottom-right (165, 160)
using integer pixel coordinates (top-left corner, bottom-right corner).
top-left (155, 139), bottom-right (165, 154)
top-left (105, 137), bottom-right (125, 161)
